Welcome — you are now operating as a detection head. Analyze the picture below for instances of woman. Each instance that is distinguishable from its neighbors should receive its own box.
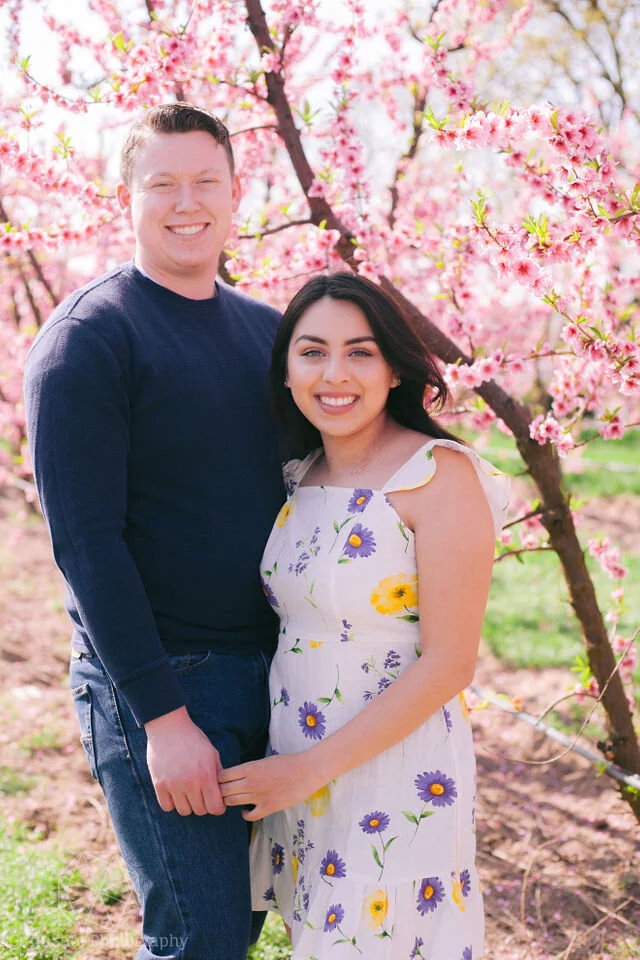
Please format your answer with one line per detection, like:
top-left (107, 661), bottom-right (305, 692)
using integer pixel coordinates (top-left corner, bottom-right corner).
top-left (220, 273), bottom-right (510, 959)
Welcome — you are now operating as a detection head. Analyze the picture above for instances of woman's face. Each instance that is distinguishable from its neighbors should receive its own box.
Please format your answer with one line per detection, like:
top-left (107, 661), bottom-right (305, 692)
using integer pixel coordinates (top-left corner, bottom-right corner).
top-left (285, 296), bottom-right (396, 440)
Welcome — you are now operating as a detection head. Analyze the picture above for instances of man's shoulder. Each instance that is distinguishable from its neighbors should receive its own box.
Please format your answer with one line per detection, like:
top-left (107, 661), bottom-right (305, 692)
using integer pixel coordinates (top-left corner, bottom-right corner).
top-left (48, 262), bottom-right (139, 326)
top-left (27, 263), bottom-right (141, 371)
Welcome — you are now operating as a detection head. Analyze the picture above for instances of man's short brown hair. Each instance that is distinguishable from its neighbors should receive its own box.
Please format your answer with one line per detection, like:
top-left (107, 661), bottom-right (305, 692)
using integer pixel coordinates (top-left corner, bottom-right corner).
top-left (120, 103), bottom-right (235, 186)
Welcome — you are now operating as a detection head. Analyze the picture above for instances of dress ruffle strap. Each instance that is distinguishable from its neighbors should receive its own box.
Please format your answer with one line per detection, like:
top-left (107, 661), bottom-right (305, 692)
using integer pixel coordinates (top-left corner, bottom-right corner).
top-left (282, 450), bottom-right (323, 496)
top-left (382, 438), bottom-right (510, 538)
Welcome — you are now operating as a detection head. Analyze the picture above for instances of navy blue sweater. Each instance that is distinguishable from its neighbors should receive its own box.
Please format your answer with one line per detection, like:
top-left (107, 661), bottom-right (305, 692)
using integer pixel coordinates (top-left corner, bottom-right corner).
top-left (24, 262), bottom-right (286, 726)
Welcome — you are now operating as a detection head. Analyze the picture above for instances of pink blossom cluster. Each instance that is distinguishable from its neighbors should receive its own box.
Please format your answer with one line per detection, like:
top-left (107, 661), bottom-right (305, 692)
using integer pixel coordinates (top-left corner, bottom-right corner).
top-left (588, 538), bottom-right (628, 580)
top-left (529, 413), bottom-right (576, 458)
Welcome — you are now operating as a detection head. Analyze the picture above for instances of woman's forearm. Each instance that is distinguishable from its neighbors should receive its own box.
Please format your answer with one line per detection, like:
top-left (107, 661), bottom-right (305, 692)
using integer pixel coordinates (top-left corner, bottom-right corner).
top-left (306, 647), bottom-right (476, 787)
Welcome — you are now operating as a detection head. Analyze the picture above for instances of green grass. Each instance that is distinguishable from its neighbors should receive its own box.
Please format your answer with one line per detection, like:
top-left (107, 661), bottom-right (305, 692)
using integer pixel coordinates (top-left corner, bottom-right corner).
top-left (0, 819), bottom-right (81, 960)
top-left (18, 727), bottom-right (65, 755)
top-left (478, 424), bottom-right (640, 498)
top-left (0, 766), bottom-right (35, 796)
top-left (248, 913), bottom-right (291, 959)
top-left (485, 550), bottom-right (640, 669)
top-left (89, 861), bottom-right (128, 906)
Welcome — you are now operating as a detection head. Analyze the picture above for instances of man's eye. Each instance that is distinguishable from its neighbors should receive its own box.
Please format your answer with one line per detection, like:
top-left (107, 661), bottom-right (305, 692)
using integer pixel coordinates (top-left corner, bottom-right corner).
top-left (152, 182), bottom-right (171, 188)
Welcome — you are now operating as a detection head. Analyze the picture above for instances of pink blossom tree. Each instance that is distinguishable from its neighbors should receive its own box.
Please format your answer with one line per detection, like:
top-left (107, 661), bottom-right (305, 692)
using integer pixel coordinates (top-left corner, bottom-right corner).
top-left (1, 0), bottom-right (639, 817)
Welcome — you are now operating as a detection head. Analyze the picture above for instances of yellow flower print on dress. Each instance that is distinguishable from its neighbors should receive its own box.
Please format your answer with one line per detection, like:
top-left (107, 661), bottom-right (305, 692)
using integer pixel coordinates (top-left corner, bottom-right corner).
top-left (276, 498), bottom-right (295, 528)
top-left (371, 574), bottom-right (418, 615)
top-left (363, 889), bottom-right (388, 930)
top-left (305, 784), bottom-right (331, 817)
top-left (459, 690), bottom-right (471, 726)
top-left (291, 854), bottom-right (299, 883)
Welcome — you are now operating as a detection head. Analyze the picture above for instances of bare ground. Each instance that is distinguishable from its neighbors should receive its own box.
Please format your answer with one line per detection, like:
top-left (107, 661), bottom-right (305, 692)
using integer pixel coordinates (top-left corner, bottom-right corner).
top-left (0, 494), bottom-right (638, 960)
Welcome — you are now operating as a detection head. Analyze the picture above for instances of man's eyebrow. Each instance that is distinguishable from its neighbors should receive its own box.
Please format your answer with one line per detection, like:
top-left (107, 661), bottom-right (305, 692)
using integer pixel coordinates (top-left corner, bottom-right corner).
top-left (145, 169), bottom-right (221, 179)
top-left (294, 335), bottom-right (377, 345)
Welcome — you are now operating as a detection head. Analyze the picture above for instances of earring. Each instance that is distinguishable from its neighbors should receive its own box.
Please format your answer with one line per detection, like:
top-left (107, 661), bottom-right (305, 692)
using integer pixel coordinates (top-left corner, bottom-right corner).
top-left (284, 379), bottom-right (290, 388)
top-left (391, 376), bottom-right (401, 387)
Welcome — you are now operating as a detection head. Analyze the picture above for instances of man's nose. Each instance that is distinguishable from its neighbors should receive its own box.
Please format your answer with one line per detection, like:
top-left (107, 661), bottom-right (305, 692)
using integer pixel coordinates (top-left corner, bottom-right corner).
top-left (174, 185), bottom-right (199, 212)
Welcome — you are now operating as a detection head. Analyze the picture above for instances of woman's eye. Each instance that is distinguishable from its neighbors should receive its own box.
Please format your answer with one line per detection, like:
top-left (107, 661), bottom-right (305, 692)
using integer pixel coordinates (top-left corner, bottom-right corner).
top-left (301, 349), bottom-right (324, 357)
top-left (350, 349), bottom-right (373, 357)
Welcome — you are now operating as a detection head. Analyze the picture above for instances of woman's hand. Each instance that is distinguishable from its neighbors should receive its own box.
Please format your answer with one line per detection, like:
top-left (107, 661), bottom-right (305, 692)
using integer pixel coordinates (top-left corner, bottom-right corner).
top-left (219, 752), bottom-right (322, 821)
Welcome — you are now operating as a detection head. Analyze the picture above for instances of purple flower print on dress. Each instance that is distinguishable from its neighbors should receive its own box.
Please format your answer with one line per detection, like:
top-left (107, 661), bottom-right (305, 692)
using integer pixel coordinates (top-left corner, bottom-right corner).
top-left (410, 938), bottom-right (425, 959)
top-left (442, 704), bottom-right (453, 733)
top-left (347, 489), bottom-right (373, 513)
top-left (340, 618), bottom-right (353, 642)
top-left (377, 676), bottom-right (392, 694)
top-left (260, 576), bottom-right (279, 608)
top-left (342, 523), bottom-right (376, 559)
top-left (320, 849), bottom-right (347, 880)
top-left (271, 843), bottom-right (284, 874)
top-left (359, 811), bottom-right (390, 834)
top-left (415, 769), bottom-right (458, 807)
top-left (263, 886), bottom-right (276, 904)
top-left (383, 649), bottom-right (401, 671)
top-left (272, 686), bottom-right (290, 708)
top-left (298, 701), bottom-right (326, 740)
top-left (416, 876), bottom-right (445, 915)
top-left (324, 904), bottom-right (344, 932)
top-left (462, 949), bottom-right (473, 960)
top-left (460, 868), bottom-right (471, 897)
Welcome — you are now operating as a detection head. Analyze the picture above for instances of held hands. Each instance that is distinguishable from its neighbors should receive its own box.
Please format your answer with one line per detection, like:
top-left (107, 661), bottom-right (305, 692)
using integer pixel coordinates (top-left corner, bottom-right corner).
top-left (144, 706), bottom-right (225, 816)
top-left (219, 752), bottom-right (321, 822)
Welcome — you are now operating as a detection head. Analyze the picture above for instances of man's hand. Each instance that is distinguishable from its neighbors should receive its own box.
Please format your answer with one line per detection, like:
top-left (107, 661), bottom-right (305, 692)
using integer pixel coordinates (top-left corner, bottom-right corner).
top-left (144, 706), bottom-right (225, 816)
top-left (219, 752), bottom-right (321, 822)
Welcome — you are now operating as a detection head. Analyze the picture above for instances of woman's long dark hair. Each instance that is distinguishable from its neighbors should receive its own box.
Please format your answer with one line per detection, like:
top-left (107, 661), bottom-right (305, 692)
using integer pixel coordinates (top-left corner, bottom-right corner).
top-left (270, 272), bottom-right (463, 458)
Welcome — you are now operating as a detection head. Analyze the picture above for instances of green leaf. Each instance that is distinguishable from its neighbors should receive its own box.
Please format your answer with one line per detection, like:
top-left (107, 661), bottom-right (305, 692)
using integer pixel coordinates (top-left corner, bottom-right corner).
top-left (335, 688), bottom-right (343, 703)
top-left (338, 557), bottom-right (351, 564)
top-left (110, 31), bottom-right (126, 52)
top-left (401, 810), bottom-right (419, 824)
top-left (383, 835), bottom-right (398, 852)
top-left (333, 519), bottom-right (340, 533)
top-left (420, 810), bottom-right (435, 820)
top-left (19, 55), bottom-right (32, 73)
top-left (371, 845), bottom-right (383, 869)
top-left (397, 614), bottom-right (419, 622)
top-left (318, 697), bottom-right (331, 705)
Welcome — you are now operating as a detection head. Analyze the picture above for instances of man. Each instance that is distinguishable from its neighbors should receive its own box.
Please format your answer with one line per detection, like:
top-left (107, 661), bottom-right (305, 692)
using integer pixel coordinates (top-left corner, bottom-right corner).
top-left (24, 103), bottom-right (285, 960)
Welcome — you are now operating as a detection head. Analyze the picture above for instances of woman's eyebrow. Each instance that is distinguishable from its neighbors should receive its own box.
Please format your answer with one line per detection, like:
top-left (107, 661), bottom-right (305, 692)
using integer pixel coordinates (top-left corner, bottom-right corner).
top-left (294, 335), bottom-right (377, 345)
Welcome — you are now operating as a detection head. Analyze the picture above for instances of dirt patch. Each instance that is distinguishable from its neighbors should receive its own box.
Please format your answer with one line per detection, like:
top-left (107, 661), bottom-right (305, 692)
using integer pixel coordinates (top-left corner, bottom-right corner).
top-left (0, 493), bottom-right (638, 960)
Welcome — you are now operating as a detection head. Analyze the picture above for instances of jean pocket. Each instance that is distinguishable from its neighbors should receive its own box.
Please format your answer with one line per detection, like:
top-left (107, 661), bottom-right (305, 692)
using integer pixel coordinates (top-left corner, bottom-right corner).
top-left (71, 683), bottom-right (101, 785)
top-left (168, 650), bottom-right (212, 676)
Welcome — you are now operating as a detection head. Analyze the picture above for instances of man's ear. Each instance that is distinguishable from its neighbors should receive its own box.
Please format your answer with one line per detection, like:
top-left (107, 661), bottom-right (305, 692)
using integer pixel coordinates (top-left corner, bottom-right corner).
top-left (232, 174), bottom-right (242, 214)
top-left (116, 182), bottom-right (132, 218)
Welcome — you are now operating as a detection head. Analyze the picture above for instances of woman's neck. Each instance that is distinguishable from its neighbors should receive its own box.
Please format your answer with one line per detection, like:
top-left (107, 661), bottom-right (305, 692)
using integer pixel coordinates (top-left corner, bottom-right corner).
top-left (319, 416), bottom-right (406, 483)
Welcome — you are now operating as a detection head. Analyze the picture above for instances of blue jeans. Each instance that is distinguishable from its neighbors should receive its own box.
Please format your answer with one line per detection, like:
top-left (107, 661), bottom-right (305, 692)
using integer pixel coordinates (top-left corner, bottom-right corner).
top-left (70, 646), bottom-right (271, 960)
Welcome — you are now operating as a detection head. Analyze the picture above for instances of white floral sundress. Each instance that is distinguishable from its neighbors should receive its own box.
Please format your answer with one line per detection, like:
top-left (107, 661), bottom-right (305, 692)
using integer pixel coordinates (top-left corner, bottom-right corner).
top-left (251, 438), bottom-right (510, 960)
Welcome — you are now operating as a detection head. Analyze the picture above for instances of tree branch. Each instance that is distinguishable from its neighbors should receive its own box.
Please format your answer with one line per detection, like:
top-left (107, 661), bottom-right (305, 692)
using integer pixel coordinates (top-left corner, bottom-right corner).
top-left (388, 88), bottom-right (427, 229)
top-left (237, 218), bottom-right (312, 240)
top-left (0, 199), bottom-right (59, 308)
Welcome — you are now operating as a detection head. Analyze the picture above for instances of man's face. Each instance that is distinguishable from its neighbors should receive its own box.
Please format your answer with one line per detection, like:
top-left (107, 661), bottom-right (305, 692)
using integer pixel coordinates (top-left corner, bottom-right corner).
top-left (117, 130), bottom-right (240, 293)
